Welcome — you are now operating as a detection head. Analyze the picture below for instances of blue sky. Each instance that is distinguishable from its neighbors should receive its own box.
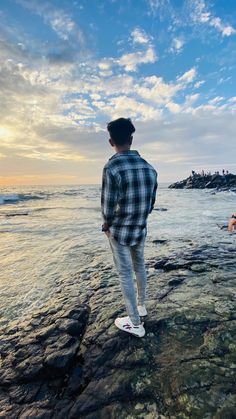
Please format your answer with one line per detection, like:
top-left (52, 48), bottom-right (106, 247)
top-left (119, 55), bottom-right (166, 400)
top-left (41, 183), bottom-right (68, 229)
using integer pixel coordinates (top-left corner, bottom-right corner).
top-left (0, 0), bottom-right (235, 184)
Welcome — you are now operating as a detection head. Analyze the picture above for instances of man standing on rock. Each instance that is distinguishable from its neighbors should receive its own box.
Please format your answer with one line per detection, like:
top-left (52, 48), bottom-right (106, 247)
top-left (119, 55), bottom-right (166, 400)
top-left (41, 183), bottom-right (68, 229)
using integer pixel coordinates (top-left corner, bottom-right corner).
top-left (101, 118), bottom-right (158, 338)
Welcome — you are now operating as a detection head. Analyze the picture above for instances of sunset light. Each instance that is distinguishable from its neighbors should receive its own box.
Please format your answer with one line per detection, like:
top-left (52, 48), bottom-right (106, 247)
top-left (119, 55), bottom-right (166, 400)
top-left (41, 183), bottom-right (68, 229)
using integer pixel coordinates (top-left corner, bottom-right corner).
top-left (0, 0), bottom-right (235, 185)
top-left (0, 3), bottom-right (235, 416)
top-left (0, 127), bottom-right (12, 139)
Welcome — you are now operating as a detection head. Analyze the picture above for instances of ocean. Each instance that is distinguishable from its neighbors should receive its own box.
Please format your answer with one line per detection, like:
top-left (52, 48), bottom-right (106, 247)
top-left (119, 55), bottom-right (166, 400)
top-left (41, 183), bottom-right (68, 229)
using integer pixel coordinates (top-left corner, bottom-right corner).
top-left (0, 184), bottom-right (235, 327)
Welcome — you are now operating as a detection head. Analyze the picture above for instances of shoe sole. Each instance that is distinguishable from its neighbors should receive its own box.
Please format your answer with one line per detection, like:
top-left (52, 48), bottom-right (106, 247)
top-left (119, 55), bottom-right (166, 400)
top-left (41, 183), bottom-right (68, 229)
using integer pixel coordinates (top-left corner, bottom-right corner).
top-left (114, 321), bottom-right (145, 338)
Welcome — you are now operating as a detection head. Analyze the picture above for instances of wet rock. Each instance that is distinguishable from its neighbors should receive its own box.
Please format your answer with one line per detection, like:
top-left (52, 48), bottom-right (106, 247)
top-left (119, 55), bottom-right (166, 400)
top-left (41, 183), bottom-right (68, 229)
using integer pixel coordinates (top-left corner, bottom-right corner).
top-left (0, 243), bottom-right (236, 418)
top-left (16, 357), bottom-right (45, 381)
top-left (168, 277), bottom-right (185, 286)
top-left (169, 173), bottom-right (236, 189)
top-left (35, 325), bottom-right (58, 341)
top-left (61, 306), bottom-right (89, 321)
top-left (153, 257), bottom-right (169, 269)
top-left (163, 259), bottom-right (192, 271)
top-left (153, 207), bottom-right (168, 211)
top-left (190, 263), bottom-right (208, 272)
top-left (66, 365), bottom-right (83, 395)
top-left (152, 239), bottom-right (168, 245)
top-left (57, 319), bottom-right (84, 336)
top-left (19, 407), bottom-right (52, 419)
top-left (44, 343), bottom-right (80, 372)
top-left (9, 383), bottom-right (41, 404)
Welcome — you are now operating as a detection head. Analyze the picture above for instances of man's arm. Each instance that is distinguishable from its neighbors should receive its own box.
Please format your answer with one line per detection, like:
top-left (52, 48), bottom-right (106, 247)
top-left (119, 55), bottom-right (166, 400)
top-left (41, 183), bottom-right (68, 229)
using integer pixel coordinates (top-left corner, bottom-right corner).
top-left (149, 175), bottom-right (158, 214)
top-left (101, 167), bottom-right (118, 230)
top-left (228, 218), bottom-right (236, 232)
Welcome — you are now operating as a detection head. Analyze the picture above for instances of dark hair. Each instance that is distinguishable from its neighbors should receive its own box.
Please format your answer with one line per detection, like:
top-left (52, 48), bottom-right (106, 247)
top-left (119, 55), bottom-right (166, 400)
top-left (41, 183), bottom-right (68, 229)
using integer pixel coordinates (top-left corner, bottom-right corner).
top-left (107, 118), bottom-right (135, 146)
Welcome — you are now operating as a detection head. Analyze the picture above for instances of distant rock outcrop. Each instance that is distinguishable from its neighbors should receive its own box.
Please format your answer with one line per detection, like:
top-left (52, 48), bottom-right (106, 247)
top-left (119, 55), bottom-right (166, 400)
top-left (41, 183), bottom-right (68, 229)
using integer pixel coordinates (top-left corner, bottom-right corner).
top-left (169, 173), bottom-right (236, 190)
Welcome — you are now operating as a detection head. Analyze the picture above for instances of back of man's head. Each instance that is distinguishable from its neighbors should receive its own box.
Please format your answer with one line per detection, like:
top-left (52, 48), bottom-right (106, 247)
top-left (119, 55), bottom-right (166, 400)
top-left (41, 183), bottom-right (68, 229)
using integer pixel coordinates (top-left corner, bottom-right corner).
top-left (107, 118), bottom-right (135, 146)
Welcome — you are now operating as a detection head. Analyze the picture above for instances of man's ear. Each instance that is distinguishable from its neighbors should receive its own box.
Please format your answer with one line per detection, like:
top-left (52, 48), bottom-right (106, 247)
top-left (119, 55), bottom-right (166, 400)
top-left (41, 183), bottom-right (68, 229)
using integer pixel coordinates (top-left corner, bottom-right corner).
top-left (109, 138), bottom-right (114, 147)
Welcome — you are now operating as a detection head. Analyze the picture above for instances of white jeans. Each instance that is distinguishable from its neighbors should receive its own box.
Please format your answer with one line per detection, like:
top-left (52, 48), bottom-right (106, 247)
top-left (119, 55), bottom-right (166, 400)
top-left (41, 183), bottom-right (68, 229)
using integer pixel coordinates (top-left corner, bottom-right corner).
top-left (109, 235), bottom-right (147, 325)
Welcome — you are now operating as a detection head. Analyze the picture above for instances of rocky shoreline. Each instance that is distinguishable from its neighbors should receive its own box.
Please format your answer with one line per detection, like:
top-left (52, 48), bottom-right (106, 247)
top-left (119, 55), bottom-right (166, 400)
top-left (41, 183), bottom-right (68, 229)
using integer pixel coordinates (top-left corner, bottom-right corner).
top-left (1, 241), bottom-right (236, 418)
top-left (168, 173), bottom-right (236, 190)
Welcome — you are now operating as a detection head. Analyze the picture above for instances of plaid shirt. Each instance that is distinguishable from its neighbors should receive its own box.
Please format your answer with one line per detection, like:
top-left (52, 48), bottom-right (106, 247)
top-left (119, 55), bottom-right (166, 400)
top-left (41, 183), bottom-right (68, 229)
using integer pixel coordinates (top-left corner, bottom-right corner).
top-left (101, 150), bottom-right (158, 246)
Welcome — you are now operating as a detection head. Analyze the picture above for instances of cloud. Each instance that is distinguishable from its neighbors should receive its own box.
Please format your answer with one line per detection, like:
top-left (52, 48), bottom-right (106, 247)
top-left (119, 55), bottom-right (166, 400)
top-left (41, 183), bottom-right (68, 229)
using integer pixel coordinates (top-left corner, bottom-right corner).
top-left (209, 17), bottom-right (236, 37)
top-left (189, 0), bottom-right (236, 37)
top-left (185, 93), bottom-right (200, 106)
top-left (16, 0), bottom-right (85, 44)
top-left (135, 109), bottom-right (236, 174)
top-left (117, 46), bottom-right (157, 72)
top-left (94, 95), bottom-right (162, 121)
top-left (170, 37), bottom-right (185, 54)
top-left (147, 0), bottom-right (174, 20)
top-left (165, 101), bottom-right (181, 113)
top-left (95, 31), bottom-right (157, 73)
top-left (1, 4), bottom-right (236, 184)
top-left (147, 0), bottom-right (235, 39)
top-left (177, 67), bottom-right (196, 83)
top-left (209, 96), bottom-right (224, 105)
top-left (131, 28), bottom-right (150, 44)
top-left (194, 80), bottom-right (205, 88)
top-left (135, 75), bottom-right (182, 105)
top-left (228, 97), bottom-right (236, 103)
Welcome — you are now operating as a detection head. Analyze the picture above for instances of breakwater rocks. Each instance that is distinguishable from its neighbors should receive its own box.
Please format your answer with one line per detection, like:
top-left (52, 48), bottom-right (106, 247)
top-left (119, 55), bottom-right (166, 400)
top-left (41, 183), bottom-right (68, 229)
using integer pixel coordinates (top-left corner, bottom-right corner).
top-left (1, 242), bottom-right (236, 418)
top-left (169, 173), bottom-right (236, 190)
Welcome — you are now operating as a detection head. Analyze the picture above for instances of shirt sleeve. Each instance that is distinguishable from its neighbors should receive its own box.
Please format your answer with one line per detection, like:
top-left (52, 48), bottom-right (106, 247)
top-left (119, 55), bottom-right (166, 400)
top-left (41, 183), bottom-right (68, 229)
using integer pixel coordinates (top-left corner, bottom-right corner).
top-left (149, 173), bottom-right (158, 213)
top-left (101, 167), bottom-right (118, 226)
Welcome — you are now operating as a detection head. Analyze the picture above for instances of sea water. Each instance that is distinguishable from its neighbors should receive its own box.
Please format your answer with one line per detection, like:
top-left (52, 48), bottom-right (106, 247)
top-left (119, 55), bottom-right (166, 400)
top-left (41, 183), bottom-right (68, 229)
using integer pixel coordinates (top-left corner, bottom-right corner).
top-left (0, 184), bottom-right (235, 326)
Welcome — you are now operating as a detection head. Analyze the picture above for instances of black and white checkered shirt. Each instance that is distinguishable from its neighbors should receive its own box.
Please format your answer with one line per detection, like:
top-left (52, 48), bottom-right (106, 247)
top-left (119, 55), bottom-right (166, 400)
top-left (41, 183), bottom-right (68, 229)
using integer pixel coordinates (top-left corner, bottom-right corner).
top-left (101, 150), bottom-right (158, 246)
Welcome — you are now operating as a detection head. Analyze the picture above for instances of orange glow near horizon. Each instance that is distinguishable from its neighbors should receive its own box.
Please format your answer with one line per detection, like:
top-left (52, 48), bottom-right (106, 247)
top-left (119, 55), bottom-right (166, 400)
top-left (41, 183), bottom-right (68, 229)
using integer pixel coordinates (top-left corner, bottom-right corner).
top-left (0, 175), bottom-right (100, 187)
top-left (0, 175), bottom-right (77, 187)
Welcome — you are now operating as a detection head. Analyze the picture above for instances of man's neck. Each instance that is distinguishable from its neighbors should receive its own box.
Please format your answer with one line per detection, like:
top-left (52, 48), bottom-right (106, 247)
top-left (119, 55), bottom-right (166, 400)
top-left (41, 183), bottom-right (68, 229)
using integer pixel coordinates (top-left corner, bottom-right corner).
top-left (114, 145), bottom-right (131, 153)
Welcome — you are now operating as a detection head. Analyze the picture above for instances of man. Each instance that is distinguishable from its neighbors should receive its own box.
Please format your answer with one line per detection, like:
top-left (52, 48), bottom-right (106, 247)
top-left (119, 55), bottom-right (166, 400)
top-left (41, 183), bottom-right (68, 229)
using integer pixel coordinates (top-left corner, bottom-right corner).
top-left (228, 212), bottom-right (236, 232)
top-left (101, 118), bottom-right (158, 338)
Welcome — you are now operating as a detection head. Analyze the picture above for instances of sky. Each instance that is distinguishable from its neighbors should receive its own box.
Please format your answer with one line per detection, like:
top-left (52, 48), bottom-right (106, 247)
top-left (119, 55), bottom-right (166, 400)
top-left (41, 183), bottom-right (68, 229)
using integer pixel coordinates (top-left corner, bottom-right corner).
top-left (0, 0), bottom-right (236, 185)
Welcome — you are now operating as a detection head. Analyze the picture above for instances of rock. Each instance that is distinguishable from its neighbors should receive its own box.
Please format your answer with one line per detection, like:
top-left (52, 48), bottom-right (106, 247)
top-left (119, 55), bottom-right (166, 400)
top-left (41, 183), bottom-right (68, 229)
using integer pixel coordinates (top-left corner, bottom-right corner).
top-left (163, 259), bottom-right (192, 271)
top-left (57, 319), bottom-right (84, 336)
top-left (16, 357), bottom-right (45, 381)
top-left (19, 407), bottom-right (52, 419)
top-left (169, 172), bottom-right (236, 190)
top-left (0, 245), bottom-right (235, 419)
top-left (43, 343), bottom-right (80, 371)
top-left (66, 365), bottom-right (83, 395)
top-left (35, 325), bottom-right (58, 341)
top-left (153, 207), bottom-right (168, 211)
top-left (9, 383), bottom-right (41, 404)
top-left (153, 257), bottom-right (169, 269)
top-left (168, 277), bottom-right (185, 286)
top-left (61, 306), bottom-right (89, 322)
top-left (190, 263), bottom-right (208, 272)
top-left (152, 239), bottom-right (168, 245)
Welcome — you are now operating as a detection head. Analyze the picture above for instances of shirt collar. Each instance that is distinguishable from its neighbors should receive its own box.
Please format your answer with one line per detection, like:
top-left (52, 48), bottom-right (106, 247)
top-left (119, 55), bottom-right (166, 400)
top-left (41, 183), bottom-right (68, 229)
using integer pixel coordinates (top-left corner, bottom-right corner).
top-left (110, 150), bottom-right (140, 160)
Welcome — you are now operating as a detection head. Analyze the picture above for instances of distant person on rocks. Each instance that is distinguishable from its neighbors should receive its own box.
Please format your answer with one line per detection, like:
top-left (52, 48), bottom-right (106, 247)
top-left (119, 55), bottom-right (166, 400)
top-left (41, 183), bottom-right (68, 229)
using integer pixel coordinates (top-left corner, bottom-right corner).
top-left (101, 117), bottom-right (158, 338)
top-left (228, 213), bottom-right (236, 232)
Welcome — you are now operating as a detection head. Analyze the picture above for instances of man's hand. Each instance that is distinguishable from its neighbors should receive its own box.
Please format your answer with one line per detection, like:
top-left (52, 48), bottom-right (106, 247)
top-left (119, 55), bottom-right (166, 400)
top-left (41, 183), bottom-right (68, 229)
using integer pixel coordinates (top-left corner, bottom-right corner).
top-left (102, 222), bottom-right (111, 237)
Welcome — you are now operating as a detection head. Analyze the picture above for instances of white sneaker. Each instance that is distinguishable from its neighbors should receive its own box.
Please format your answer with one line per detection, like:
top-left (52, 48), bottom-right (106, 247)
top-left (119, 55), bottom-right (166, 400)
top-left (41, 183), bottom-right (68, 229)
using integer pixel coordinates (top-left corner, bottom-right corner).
top-left (114, 316), bottom-right (145, 338)
top-left (137, 305), bottom-right (147, 316)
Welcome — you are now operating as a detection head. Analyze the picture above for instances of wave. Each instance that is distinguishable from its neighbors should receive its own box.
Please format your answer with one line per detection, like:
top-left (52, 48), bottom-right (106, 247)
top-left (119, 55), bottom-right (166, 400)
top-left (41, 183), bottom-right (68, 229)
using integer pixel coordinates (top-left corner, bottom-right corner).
top-left (0, 193), bottom-right (45, 205)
